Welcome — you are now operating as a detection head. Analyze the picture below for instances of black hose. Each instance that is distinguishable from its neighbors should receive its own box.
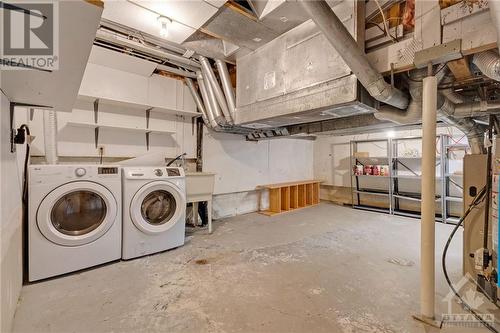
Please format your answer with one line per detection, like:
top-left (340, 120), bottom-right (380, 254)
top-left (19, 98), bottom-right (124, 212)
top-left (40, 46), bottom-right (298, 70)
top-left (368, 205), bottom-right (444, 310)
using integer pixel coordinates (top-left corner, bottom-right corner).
top-left (442, 185), bottom-right (499, 332)
top-left (20, 125), bottom-right (30, 206)
top-left (19, 124), bottom-right (30, 283)
top-left (166, 152), bottom-right (186, 166)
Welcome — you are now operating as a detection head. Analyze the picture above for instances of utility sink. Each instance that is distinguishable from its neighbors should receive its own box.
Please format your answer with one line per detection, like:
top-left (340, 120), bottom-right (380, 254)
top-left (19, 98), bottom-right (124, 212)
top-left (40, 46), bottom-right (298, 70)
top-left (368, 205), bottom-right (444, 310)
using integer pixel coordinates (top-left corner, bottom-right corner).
top-left (185, 172), bottom-right (216, 202)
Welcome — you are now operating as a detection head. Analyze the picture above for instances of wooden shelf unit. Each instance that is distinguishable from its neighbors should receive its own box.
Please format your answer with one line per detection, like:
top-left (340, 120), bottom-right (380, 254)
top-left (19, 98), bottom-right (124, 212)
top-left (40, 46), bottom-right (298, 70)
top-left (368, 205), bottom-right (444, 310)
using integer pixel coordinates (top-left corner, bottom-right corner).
top-left (258, 180), bottom-right (321, 216)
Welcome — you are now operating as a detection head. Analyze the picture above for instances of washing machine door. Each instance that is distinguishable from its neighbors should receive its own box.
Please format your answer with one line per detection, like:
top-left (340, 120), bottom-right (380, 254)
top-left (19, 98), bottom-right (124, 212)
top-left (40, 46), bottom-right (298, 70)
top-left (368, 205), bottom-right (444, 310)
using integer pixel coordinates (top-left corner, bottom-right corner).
top-left (130, 181), bottom-right (185, 235)
top-left (37, 181), bottom-right (117, 246)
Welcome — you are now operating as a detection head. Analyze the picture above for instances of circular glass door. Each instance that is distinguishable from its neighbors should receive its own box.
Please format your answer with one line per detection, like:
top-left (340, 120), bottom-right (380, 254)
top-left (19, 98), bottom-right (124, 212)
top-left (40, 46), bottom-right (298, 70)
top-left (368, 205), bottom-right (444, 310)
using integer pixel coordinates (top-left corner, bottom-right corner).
top-left (141, 190), bottom-right (177, 225)
top-left (130, 181), bottom-right (185, 235)
top-left (51, 190), bottom-right (107, 236)
top-left (37, 182), bottom-right (117, 246)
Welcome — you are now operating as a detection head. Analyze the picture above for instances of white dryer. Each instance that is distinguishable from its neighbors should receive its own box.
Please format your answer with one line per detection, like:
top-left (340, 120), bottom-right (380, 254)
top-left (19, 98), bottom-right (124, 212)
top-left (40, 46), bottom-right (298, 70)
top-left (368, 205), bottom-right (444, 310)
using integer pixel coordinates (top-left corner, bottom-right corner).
top-left (28, 165), bottom-right (122, 282)
top-left (121, 167), bottom-right (186, 260)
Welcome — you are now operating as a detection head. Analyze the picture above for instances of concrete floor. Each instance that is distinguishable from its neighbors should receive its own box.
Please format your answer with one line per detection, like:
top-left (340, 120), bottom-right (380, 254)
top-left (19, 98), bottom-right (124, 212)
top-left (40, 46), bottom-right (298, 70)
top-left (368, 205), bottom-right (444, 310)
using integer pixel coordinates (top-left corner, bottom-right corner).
top-left (12, 203), bottom-right (497, 332)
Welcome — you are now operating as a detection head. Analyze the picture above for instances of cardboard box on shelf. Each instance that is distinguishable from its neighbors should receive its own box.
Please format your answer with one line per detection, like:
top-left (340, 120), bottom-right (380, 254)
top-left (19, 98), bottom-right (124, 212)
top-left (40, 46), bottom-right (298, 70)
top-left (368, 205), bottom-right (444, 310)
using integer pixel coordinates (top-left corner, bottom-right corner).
top-left (354, 152), bottom-right (369, 158)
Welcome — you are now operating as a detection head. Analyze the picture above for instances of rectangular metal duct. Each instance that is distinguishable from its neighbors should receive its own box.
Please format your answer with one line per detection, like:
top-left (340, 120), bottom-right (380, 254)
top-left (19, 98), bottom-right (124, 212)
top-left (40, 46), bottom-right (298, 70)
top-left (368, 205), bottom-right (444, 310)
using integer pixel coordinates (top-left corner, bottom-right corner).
top-left (234, 1), bottom-right (376, 128)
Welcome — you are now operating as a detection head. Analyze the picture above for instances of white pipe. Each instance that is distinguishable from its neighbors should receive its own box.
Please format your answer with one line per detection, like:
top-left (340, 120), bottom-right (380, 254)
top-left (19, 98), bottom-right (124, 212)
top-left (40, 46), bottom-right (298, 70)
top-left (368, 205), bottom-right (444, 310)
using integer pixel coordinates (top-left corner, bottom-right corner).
top-left (420, 75), bottom-right (437, 320)
top-left (215, 59), bottom-right (236, 123)
top-left (185, 78), bottom-right (210, 125)
top-left (157, 64), bottom-right (197, 78)
top-left (203, 69), bottom-right (226, 125)
top-left (43, 109), bottom-right (58, 165)
top-left (199, 56), bottom-right (233, 124)
top-left (197, 72), bottom-right (218, 128)
top-left (95, 30), bottom-right (201, 70)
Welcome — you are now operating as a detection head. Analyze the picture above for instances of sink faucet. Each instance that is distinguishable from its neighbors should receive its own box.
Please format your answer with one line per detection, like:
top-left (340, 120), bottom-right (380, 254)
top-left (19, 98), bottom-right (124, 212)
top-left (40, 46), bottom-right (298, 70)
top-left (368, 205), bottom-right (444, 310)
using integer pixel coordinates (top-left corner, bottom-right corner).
top-left (167, 152), bottom-right (187, 168)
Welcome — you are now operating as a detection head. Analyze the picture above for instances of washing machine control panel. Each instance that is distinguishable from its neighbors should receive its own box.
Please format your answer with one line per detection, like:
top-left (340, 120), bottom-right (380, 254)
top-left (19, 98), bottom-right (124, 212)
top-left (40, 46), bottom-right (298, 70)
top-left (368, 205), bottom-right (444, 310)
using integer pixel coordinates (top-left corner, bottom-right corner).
top-left (75, 167), bottom-right (86, 177)
top-left (154, 168), bottom-right (163, 177)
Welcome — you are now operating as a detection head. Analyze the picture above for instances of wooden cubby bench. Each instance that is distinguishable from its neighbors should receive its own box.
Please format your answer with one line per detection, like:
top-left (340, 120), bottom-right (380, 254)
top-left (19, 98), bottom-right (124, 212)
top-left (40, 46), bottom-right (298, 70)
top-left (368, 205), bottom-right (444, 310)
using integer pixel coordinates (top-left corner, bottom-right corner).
top-left (257, 180), bottom-right (321, 216)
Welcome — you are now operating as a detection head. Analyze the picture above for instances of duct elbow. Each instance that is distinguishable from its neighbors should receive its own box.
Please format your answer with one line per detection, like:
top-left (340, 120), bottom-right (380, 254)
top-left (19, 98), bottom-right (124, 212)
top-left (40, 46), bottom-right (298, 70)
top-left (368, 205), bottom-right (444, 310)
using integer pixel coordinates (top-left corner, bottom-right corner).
top-left (375, 101), bottom-right (420, 125)
top-left (473, 51), bottom-right (500, 81)
top-left (369, 78), bottom-right (410, 110)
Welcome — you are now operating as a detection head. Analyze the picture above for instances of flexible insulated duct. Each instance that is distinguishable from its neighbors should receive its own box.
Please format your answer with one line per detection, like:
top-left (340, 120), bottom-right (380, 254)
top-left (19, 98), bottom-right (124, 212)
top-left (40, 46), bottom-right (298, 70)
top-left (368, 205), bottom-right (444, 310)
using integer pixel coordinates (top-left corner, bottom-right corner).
top-left (196, 72), bottom-right (219, 128)
top-left (298, 0), bottom-right (409, 109)
top-left (192, 72), bottom-right (255, 135)
top-left (185, 78), bottom-right (210, 125)
top-left (438, 96), bottom-right (486, 154)
top-left (43, 109), bottom-right (58, 164)
top-left (472, 51), bottom-right (500, 81)
top-left (215, 59), bottom-right (236, 121)
top-left (374, 68), bottom-right (431, 124)
top-left (199, 56), bottom-right (234, 124)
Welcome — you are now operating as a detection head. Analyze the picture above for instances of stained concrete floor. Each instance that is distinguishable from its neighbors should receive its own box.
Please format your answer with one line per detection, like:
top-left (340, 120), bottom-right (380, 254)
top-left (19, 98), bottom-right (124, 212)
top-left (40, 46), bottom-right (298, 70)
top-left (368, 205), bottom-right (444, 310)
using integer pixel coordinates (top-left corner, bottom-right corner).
top-left (12, 203), bottom-right (498, 332)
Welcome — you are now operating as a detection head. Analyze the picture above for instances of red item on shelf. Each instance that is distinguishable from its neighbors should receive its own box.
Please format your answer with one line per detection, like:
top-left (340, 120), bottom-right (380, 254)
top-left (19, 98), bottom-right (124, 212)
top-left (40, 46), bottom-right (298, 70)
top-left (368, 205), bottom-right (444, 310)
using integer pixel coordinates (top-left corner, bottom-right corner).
top-left (373, 165), bottom-right (381, 176)
top-left (353, 165), bottom-right (363, 176)
top-left (364, 165), bottom-right (373, 175)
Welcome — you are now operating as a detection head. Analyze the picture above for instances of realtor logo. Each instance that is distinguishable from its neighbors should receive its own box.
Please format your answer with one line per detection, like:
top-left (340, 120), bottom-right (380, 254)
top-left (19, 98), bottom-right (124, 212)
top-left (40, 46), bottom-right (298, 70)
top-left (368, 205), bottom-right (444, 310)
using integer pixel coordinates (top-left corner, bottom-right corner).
top-left (1, 1), bottom-right (59, 70)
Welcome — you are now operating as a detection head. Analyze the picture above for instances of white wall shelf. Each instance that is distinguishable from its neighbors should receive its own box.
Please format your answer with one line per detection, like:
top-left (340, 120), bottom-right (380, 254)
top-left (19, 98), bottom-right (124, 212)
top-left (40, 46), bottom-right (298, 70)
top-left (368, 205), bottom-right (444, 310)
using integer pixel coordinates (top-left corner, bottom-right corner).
top-left (77, 95), bottom-right (200, 118)
top-left (66, 121), bottom-right (175, 135)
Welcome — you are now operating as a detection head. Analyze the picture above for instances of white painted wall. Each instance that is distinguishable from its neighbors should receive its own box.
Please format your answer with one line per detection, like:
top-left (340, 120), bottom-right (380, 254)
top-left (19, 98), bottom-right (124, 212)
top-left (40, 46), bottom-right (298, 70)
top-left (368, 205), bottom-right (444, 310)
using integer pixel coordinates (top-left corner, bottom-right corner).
top-left (204, 132), bottom-right (314, 218)
top-left (21, 103), bottom-right (196, 160)
top-left (17, 59), bottom-right (198, 160)
top-left (0, 91), bottom-right (23, 332)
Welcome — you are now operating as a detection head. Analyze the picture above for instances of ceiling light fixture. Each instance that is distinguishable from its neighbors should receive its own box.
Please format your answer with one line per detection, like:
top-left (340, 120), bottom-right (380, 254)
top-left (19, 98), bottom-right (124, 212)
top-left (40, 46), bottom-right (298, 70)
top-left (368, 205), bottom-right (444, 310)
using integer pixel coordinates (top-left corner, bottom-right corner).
top-left (157, 16), bottom-right (172, 37)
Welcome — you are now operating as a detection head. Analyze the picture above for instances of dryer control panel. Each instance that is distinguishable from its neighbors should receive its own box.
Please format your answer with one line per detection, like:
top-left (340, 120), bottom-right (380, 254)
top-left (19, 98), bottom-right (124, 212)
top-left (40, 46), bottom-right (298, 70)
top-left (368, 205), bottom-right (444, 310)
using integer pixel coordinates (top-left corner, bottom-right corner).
top-left (124, 167), bottom-right (185, 180)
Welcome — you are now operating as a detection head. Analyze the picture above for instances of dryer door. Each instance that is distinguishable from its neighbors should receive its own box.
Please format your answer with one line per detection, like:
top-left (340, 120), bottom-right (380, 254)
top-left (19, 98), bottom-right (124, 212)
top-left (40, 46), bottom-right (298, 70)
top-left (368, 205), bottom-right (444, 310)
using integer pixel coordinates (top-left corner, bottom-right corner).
top-left (130, 181), bottom-right (185, 235)
top-left (37, 181), bottom-right (117, 246)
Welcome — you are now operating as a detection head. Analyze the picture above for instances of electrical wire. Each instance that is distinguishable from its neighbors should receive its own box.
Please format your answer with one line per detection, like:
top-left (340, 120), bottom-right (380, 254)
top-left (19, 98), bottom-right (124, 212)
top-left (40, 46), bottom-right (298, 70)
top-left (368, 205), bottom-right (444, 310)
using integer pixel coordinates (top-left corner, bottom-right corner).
top-left (19, 124), bottom-right (30, 284)
top-left (20, 125), bottom-right (31, 206)
top-left (442, 185), bottom-right (500, 332)
top-left (373, 0), bottom-right (397, 43)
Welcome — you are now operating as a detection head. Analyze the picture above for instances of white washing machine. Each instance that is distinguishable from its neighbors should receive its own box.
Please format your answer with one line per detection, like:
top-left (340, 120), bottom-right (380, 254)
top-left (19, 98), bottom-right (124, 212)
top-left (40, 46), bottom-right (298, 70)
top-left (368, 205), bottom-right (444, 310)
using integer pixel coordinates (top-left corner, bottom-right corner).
top-left (121, 166), bottom-right (186, 260)
top-left (29, 165), bottom-right (121, 281)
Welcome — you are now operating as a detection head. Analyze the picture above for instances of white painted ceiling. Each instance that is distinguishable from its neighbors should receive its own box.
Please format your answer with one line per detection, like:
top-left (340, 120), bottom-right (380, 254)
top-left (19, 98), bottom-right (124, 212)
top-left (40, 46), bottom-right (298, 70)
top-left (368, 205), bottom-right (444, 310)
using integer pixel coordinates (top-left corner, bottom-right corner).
top-left (102, 0), bottom-right (226, 44)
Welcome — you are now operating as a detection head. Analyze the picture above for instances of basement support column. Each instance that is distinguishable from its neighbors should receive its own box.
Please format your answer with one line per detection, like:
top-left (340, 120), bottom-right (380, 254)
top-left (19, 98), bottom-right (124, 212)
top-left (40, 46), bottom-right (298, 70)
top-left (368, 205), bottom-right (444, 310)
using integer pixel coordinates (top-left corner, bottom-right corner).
top-left (415, 68), bottom-right (439, 326)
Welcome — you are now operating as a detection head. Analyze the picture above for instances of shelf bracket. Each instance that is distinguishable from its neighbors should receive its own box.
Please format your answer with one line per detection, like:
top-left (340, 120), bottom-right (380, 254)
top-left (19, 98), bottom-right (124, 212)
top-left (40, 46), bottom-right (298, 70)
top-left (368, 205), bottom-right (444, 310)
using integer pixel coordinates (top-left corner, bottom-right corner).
top-left (145, 108), bottom-right (153, 151)
top-left (93, 99), bottom-right (100, 149)
top-left (93, 99), bottom-right (99, 124)
top-left (94, 127), bottom-right (99, 149)
top-left (145, 107), bottom-right (152, 128)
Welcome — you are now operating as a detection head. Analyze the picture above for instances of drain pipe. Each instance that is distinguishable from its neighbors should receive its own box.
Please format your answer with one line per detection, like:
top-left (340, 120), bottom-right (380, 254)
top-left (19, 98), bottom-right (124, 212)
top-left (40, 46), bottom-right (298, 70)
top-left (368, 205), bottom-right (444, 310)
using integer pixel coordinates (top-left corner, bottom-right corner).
top-left (215, 59), bottom-right (236, 123)
top-left (199, 56), bottom-right (234, 124)
top-left (298, 0), bottom-right (409, 109)
top-left (43, 109), bottom-right (58, 164)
